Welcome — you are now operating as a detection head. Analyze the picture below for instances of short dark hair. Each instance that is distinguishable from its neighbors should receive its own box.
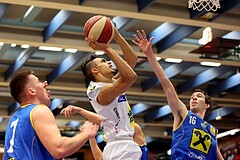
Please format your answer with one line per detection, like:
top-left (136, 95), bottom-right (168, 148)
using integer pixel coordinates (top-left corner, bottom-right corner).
top-left (80, 54), bottom-right (98, 81)
top-left (9, 70), bottom-right (33, 103)
top-left (194, 88), bottom-right (212, 113)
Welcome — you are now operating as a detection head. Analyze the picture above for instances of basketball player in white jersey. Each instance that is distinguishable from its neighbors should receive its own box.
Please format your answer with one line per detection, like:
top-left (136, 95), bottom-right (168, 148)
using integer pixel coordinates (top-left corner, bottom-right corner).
top-left (80, 28), bottom-right (141, 160)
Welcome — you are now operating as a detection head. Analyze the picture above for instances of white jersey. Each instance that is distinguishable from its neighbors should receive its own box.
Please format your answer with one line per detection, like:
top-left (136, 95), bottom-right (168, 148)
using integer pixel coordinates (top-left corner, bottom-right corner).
top-left (87, 81), bottom-right (135, 142)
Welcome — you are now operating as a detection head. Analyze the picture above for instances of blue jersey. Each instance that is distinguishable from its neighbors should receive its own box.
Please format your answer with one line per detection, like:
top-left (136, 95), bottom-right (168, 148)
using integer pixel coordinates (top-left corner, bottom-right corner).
top-left (140, 145), bottom-right (148, 160)
top-left (171, 111), bottom-right (218, 160)
top-left (3, 104), bottom-right (54, 160)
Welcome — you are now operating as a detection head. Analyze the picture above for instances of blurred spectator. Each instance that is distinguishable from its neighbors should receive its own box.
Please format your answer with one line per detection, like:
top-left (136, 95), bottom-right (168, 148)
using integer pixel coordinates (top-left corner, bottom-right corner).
top-left (234, 147), bottom-right (240, 160)
top-left (223, 151), bottom-right (228, 160)
top-left (227, 149), bottom-right (235, 160)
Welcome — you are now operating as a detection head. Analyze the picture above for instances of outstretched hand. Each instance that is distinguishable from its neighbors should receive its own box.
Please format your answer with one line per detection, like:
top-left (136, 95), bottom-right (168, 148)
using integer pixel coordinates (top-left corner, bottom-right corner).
top-left (60, 105), bottom-right (80, 118)
top-left (132, 30), bottom-right (154, 55)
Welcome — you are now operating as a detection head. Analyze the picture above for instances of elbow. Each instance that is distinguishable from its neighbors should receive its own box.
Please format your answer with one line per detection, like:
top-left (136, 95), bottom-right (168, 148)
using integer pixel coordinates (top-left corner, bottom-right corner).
top-left (130, 72), bottom-right (137, 82)
top-left (50, 147), bottom-right (67, 159)
top-left (121, 70), bottom-right (137, 84)
top-left (131, 56), bottom-right (138, 68)
top-left (133, 56), bottom-right (138, 65)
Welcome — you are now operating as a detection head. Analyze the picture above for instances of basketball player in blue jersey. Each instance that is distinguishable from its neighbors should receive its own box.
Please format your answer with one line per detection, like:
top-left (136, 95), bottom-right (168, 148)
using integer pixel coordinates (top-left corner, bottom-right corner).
top-left (81, 28), bottom-right (142, 159)
top-left (132, 30), bottom-right (224, 160)
top-left (3, 70), bottom-right (99, 160)
top-left (61, 105), bottom-right (149, 160)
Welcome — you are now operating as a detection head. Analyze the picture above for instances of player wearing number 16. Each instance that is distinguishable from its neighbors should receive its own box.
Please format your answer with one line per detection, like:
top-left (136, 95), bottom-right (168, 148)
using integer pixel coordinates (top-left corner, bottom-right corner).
top-left (3, 70), bottom-right (99, 160)
top-left (132, 30), bottom-right (224, 160)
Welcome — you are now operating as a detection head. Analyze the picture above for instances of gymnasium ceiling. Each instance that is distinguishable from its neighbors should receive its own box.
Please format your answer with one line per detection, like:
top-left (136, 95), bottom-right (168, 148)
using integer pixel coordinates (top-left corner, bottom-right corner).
top-left (0, 0), bottom-right (240, 156)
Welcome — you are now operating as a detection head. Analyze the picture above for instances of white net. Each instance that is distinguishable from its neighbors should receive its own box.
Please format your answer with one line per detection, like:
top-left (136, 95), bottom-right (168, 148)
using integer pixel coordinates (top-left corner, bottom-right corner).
top-left (188, 0), bottom-right (220, 12)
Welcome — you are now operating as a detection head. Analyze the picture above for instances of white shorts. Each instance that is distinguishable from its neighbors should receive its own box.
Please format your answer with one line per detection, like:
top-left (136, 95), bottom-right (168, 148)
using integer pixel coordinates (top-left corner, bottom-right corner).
top-left (103, 138), bottom-right (142, 160)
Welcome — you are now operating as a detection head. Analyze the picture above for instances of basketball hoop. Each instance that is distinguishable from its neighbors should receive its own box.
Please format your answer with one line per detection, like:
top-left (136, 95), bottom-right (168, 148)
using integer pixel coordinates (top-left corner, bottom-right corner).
top-left (188, 0), bottom-right (220, 12)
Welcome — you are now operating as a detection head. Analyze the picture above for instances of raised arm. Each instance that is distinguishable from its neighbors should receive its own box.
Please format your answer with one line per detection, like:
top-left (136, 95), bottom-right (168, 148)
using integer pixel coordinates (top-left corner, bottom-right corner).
top-left (32, 105), bottom-right (99, 159)
top-left (113, 29), bottom-right (138, 79)
top-left (85, 36), bottom-right (137, 105)
top-left (60, 105), bottom-right (101, 125)
top-left (132, 30), bottom-right (187, 129)
top-left (114, 28), bottom-right (138, 68)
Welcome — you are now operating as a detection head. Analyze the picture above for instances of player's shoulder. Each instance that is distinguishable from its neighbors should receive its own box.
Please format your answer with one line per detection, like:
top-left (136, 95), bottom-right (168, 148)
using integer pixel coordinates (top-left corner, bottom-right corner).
top-left (31, 104), bottom-right (52, 115)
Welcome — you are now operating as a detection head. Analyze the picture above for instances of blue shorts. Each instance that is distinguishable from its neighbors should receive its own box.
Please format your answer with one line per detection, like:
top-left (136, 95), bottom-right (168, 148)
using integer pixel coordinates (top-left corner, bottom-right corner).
top-left (140, 145), bottom-right (148, 160)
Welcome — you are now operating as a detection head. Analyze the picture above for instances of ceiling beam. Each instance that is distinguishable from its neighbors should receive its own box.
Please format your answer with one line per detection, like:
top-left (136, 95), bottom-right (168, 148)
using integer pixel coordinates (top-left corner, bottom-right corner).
top-left (156, 25), bottom-right (200, 53)
top-left (0, 4), bottom-right (9, 19)
top-left (132, 103), bottom-right (151, 115)
top-left (205, 107), bottom-right (239, 121)
top-left (21, 6), bottom-right (43, 23)
top-left (118, 19), bottom-right (138, 34)
top-left (149, 22), bottom-right (180, 45)
top-left (4, 47), bottom-right (38, 80)
top-left (136, 0), bottom-right (154, 12)
top-left (112, 16), bottom-right (139, 36)
top-left (112, 16), bottom-right (132, 30)
top-left (223, 31), bottom-right (240, 40)
top-left (144, 105), bottom-right (171, 122)
top-left (177, 66), bottom-right (235, 94)
top-left (142, 62), bottom-right (195, 91)
top-left (0, 43), bottom-right (10, 58)
top-left (207, 73), bottom-right (240, 96)
top-left (47, 51), bottom-right (90, 84)
top-left (43, 10), bottom-right (73, 42)
top-left (224, 84), bottom-right (240, 94)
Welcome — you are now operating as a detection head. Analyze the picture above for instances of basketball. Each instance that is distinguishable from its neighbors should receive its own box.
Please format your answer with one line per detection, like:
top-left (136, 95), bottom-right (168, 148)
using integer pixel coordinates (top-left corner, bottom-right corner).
top-left (84, 15), bottom-right (115, 44)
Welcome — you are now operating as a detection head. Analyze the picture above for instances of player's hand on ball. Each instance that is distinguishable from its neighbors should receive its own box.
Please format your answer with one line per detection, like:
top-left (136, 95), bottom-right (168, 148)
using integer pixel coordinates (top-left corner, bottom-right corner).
top-left (85, 36), bottom-right (109, 51)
